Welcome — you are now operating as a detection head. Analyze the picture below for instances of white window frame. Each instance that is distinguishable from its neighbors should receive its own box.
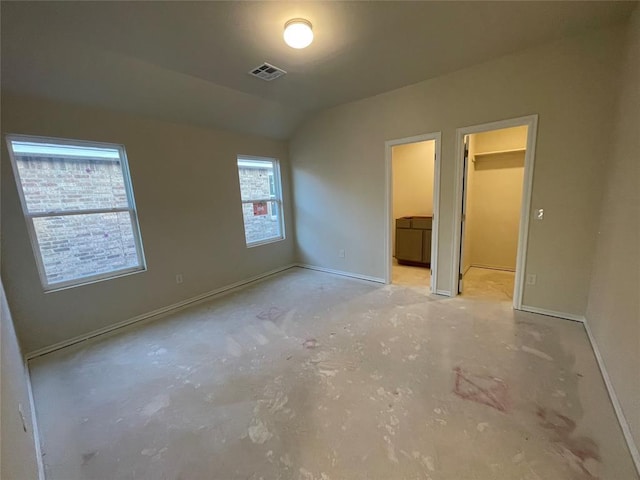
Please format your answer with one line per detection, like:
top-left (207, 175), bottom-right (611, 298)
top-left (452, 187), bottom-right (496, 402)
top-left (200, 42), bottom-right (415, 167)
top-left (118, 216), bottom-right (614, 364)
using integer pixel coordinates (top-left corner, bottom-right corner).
top-left (5, 134), bottom-right (147, 292)
top-left (237, 155), bottom-right (285, 247)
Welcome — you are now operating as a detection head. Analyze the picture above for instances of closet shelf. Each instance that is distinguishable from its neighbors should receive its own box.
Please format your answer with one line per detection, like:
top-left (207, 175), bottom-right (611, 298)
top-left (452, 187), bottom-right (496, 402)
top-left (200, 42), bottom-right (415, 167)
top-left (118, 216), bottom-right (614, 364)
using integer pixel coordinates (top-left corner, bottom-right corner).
top-left (472, 147), bottom-right (525, 162)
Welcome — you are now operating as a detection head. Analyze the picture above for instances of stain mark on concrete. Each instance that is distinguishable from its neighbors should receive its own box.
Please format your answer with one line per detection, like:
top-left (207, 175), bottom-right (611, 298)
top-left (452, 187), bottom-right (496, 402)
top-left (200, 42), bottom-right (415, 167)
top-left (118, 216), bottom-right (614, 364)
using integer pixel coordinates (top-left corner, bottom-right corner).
top-left (453, 367), bottom-right (509, 413)
top-left (537, 407), bottom-right (601, 478)
top-left (225, 336), bottom-right (243, 357)
top-left (81, 451), bottom-right (97, 464)
top-left (257, 307), bottom-right (284, 322)
top-left (521, 345), bottom-right (554, 361)
top-left (244, 324), bottom-right (269, 345)
top-left (141, 394), bottom-right (170, 416)
top-left (248, 419), bottom-right (272, 444)
top-left (303, 338), bottom-right (319, 349)
top-left (383, 435), bottom-right (399, 463)
top-left (147, 347), bottom-right (167, 356)
top-left (280, 453), bottom-right (292, 467)
top-left (525, 329), bottom-right (543, 341)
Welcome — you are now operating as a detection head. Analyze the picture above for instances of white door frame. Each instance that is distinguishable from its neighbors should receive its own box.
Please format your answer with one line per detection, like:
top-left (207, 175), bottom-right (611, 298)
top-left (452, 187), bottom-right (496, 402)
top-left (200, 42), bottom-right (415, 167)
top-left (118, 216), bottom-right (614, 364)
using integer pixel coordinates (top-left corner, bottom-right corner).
top-left (384, 132), bottom-right (442, 293)
top-left (451, 114), bottom-right (539, 308)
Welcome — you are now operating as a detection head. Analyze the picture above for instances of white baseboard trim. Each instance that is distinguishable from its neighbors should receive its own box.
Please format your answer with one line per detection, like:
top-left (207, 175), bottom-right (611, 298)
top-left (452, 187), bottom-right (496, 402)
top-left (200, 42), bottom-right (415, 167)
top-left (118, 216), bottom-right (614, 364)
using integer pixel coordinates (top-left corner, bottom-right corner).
top-left (24, 363), bottom-right (46, 480)
top-left (26, 264), bottom-right (298, 360)
top-left (296, 264), bottom-right (385, 284)
top-left (519, 305), bottom-right (586, 323)
top-left (583, 320), bottom-right (640, 475)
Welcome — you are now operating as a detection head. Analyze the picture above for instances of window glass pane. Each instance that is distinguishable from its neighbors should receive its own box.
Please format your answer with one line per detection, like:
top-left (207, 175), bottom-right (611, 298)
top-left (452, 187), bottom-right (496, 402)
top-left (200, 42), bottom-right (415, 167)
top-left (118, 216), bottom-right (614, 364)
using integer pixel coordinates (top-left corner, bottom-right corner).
top-left (269, 200), bottom-right (278, 218)
top-left (241, 201), bottom-right (281, 244)
top-left (33, 212), bottom-right (140, 285)
top-left (268, 173), bottom-right (276, 197)
top-left (237, 159), bottom-right (274, 202)
top-left (13, 143), bottom-right (128, 214)
top-left (237, 157), bottom-right (283, 245)
top-left (7, 136), bottom-right (145, 289)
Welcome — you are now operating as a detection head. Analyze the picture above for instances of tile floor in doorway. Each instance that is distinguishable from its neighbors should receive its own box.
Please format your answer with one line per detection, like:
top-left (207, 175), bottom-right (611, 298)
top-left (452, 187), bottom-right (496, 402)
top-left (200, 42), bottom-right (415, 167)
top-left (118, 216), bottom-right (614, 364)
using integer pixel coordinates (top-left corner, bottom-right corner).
top-left (391, 259), bottom-right (430, 289)
top-left (391, 261), bottom-right (515, 303)
top-left (29, 267), bottom-right (638, 480)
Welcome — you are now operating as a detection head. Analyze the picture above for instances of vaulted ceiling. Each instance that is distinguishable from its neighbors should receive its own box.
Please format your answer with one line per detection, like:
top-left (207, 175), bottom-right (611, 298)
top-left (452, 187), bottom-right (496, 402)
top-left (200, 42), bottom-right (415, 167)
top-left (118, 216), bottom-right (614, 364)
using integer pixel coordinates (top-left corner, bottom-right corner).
top-left (1, 1), bottom-right (636, 139)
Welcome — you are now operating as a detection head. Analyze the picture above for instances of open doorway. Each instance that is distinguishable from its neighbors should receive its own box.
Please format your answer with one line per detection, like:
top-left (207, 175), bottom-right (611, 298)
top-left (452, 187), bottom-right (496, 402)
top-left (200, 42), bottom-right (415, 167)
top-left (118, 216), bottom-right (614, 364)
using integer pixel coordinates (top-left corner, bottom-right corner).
top-left (453, 115), bottom-right (538, 307)
top-left (385, 133), bottom-right (441, 291)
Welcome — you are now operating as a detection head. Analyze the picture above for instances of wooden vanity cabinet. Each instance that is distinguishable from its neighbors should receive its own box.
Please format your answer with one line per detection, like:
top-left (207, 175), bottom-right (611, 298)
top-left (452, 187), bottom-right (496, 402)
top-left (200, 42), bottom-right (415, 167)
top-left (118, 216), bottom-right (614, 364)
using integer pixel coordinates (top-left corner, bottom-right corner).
top-left (395, 216), bottom-right (432, 267)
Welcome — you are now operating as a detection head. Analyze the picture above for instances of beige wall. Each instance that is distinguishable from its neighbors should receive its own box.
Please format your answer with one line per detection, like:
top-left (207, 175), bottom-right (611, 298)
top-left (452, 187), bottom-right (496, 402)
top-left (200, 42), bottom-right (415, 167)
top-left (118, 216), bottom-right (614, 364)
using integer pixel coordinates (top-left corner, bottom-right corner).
top-left (473, 125), bottom-right (528, 153)
top-left (290, 24), bottom-right (624, 313)
top-left (392, 140), bottom-right (435, 251)
top-left (586, 7), bottom-right (640, 453)
top-left (464, 127), bottom-right (526, 272)
top-left (1, 94), bottom-right (294, 354)
top-left (1, 279), bottom-right (41, 479)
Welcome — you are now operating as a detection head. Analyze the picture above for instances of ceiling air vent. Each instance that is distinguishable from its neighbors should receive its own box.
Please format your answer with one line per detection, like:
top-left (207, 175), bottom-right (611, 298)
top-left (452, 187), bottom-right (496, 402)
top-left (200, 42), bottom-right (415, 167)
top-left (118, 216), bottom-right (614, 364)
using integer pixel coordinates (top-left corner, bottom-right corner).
top-left (249, 62), bottom-right (287, 81)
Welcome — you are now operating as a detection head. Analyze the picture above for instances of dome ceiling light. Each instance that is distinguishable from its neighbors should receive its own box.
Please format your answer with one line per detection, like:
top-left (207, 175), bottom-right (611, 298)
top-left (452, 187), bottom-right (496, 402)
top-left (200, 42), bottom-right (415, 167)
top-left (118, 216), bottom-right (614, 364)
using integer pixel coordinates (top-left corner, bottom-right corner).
top-left (283, 18), bottom-right (313, 49)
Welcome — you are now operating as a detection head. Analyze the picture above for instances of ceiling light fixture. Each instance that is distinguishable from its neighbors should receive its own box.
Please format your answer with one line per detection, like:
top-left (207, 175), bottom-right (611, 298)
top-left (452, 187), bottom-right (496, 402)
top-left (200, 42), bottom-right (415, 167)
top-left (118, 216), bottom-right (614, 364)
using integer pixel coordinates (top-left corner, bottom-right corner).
top-left (283, 18), bottom-right (313, 49)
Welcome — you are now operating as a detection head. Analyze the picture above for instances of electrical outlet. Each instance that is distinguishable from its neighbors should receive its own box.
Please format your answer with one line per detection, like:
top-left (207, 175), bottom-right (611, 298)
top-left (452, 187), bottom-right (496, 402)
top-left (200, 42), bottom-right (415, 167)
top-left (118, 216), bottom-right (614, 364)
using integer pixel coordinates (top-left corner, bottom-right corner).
top-left (526, 274), bottom-right (537, 285)
top-left (338, 249), bottom-right (345, 258)
top-left (535, 208), bottom-right (544, 220)
top-left (176, 274), bottom-right (183, 284)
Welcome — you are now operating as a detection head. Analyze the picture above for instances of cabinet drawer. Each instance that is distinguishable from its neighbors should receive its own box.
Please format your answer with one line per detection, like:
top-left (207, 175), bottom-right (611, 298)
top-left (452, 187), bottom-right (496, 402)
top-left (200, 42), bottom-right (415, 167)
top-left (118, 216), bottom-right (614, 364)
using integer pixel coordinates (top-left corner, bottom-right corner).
top-left (411, 217), bottom-right (432, 229)
top-left (396, 218), bottom-right (412, 229)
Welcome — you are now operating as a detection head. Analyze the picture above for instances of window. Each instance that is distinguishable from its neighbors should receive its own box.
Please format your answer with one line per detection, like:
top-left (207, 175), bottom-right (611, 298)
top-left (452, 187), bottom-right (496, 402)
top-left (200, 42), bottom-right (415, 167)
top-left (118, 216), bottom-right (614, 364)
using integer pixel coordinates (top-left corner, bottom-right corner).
top-left (6, 135), bottom-right (146, 291)
top-left (237, 156), bottom-right (284, 246)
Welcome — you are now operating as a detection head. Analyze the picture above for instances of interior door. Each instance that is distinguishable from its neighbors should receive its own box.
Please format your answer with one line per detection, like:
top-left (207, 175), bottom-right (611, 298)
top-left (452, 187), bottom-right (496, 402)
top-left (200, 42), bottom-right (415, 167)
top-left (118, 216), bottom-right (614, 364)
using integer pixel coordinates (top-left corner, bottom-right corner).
top-left (458, 136), bottom-right (470, 293)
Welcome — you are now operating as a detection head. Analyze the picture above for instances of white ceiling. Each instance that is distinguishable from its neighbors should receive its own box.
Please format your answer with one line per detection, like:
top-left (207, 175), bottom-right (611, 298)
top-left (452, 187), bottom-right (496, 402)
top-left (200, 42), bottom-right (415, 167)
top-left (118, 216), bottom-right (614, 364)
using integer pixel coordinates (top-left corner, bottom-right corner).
top-left (1, 1), bottom-right (636, 139)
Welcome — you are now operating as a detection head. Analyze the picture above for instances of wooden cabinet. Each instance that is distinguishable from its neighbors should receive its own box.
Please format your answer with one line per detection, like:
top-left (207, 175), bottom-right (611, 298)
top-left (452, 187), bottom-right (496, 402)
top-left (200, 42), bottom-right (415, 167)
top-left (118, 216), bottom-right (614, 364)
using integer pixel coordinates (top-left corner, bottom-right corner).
top-left (395, 216), bottom-right (432, 267)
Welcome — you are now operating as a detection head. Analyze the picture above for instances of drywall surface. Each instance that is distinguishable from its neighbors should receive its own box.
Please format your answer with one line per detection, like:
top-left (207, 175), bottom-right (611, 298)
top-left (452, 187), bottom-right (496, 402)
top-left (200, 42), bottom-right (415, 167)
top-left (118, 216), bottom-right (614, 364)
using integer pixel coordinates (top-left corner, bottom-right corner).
top-left (290, 24), bottom-right (625, 313)
top-left (1, 279), bottom-right (41, 479)
top-left (468, 151), bottom-right (524, 271)
top-left (473, 125), bottom-right (528, 153)
top-left (392, 140), bottom-right (434, 251)
top-left (392, 141), bottom-right (435, 219)
top-left (1, 94), bottom-right (294, 353)
top-left (586, 7), bottom-right (640, 453)
top-left (466, 127), bottom-right (526, 271)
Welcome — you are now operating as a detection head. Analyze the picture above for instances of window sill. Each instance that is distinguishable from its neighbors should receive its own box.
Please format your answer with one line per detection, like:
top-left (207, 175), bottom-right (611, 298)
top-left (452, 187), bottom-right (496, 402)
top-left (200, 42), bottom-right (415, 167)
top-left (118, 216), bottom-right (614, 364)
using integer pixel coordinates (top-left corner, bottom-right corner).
top-left (246, 236), bottom-right (285, 248)
top-left (43, 266), bottom-right (147, 294)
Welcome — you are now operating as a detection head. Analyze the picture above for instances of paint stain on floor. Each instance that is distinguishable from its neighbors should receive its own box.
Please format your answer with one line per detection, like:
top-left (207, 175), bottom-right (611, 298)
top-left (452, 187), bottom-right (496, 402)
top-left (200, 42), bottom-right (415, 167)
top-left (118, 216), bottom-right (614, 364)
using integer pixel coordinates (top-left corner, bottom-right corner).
top-left (453, 367), bottom-right (510, 413)
top-left (28, 268), bottom-right (638, 480)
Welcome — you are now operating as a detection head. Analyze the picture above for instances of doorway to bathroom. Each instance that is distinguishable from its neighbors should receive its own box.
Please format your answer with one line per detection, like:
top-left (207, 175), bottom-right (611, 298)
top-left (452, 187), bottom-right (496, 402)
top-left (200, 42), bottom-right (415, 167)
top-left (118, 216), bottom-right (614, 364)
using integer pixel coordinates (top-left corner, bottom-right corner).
top-left (385, 133), bottom-right (441, 292)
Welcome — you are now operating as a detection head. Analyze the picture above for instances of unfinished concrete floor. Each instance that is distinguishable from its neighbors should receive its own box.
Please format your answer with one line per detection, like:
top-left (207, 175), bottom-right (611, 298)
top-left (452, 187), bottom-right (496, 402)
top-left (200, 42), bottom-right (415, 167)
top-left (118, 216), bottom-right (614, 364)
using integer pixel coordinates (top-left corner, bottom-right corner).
top-left (462, 267), bottom-right (516, 302)
top-left (30, 267), bottom-right (638, 480)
